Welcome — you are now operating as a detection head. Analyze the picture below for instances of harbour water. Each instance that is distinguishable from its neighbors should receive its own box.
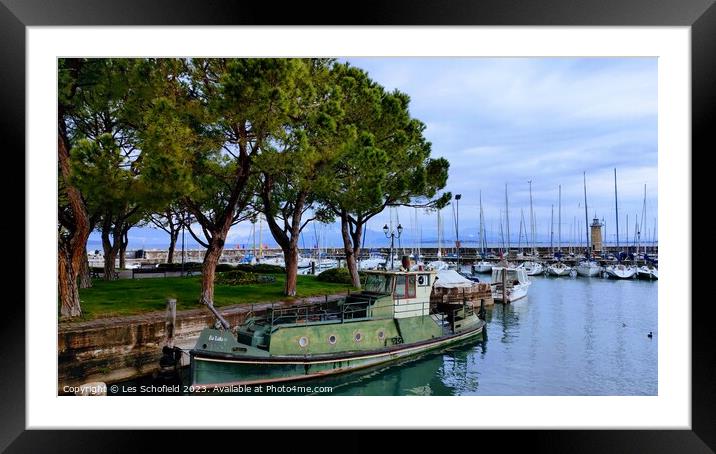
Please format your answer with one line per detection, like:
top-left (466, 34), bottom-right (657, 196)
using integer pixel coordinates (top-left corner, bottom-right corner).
top-left (275, 271), bottom-right (657, 396)
top-left (117, 269), bottom-right (657, 396)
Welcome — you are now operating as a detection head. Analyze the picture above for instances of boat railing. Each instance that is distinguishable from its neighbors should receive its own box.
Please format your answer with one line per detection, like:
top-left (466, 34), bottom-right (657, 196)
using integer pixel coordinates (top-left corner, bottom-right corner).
top-left (267, 295), bottom-right (379, 328)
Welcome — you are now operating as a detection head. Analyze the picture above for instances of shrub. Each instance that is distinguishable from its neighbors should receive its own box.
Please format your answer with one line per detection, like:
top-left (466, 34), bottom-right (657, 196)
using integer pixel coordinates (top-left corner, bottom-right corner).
top-left (316, 267), bottom-right (364, 284)
top-left (235, 264), bottom-right (285, 274)
top-left (215, 263), bottom-right (236, 272)
top-left (156, 262), bottom-right (202, 271)
top-left (215, 270), bottom-right (276, 286)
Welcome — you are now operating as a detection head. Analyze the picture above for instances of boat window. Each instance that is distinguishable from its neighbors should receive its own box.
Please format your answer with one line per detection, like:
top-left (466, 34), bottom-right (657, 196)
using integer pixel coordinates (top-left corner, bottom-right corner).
top-left (395, 275), bottom-right (406, 298)
top-left (364, 274), bottom-right (390, 293)
top-left (417, 274), bottom-right (430, 287)
top-left (407, 275), bottom-right (416, 298)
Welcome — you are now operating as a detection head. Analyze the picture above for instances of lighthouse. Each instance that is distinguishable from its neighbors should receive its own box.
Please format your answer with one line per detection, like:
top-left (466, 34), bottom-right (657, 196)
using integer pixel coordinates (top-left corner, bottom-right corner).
top-left (590, 216), bottom-right (603, 253)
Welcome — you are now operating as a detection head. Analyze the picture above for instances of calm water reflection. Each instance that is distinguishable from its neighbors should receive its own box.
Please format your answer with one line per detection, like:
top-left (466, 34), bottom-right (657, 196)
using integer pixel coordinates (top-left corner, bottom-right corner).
top-left (318, 273), bottom-right (657, 396)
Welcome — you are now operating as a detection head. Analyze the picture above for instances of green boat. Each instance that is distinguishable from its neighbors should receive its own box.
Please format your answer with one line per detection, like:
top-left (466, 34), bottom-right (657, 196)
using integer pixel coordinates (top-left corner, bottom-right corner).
top-left (189, 269), bottom-right (486, 388)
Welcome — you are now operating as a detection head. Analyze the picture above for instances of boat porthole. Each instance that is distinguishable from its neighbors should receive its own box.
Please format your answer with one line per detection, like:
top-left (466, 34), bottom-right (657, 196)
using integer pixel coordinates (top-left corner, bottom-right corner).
top-left (354, 332), bottom-right (363, 342)
top-left (298, 336), bottom-right (309, 348)
top-left (377, 329), bottom-right (385, 340)
top-left (328, 335), bottom-right (337, 345)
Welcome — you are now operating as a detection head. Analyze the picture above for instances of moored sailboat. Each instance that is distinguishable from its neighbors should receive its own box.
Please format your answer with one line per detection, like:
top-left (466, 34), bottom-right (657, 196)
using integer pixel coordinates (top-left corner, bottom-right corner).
top-left (604, 263), bottom-right (637, 279)
top-left (546, 261), bottom-right (572, 276)
top-left (636, 264), bottom-right (658, 280)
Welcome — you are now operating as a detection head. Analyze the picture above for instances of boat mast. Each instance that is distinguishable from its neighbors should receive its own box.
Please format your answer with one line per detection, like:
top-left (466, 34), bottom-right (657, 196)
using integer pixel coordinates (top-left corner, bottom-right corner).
top-left (505, 184), bottom-right (511, 254)
top-left (414, 207), bottom-right (419, 259)
top-left (529, 180), bottom-right (535, 255)
top-left (258, 213), bottom-right (263, 259)
top-left (558, 185), bottom-right (562, 252)
top-left (518, 208), bottom-right (525, 253)
top-left (252, 217), bottom-right (257, 258)
top-left (614, 168), bottom-right (620, 249)
top-left (583, 172), bottom-right (590, 257)
top-left (479, 191), bottom-right (485, 257)
top-left (437, 209), bottom-right (442, 259)
top-left (550, 204), bottom-right (554, 254)
top-left (499, 209), bottom-right (505, 252)
top-left (639, 184), bottom-right (647, 257)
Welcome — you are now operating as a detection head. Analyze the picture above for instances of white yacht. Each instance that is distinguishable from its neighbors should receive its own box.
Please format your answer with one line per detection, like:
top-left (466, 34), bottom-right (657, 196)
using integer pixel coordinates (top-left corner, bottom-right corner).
top-left (490, 267), bottom-right (530, 303)
top-left (604, 263), bottom-right (637, 279)
top-left (473, 261), bottom-right (493, 273)
top-left (575, 260), bottom-right (602, 277)
top-left (358, 253), bottom-right (386, 270)
top-left (426, 260), bottom-right (450, 271)
top-left (636, 264), bottom-right (658, 280)
top-left (546, 262), bottom-right (572, 277)
top-left (519, 261), bottom-right (544, 276)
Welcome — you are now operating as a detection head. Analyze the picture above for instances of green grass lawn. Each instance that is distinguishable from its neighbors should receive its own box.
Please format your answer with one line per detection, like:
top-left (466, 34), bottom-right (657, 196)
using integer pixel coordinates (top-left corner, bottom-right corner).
top-left (73, 275), bottom-right (354, 321)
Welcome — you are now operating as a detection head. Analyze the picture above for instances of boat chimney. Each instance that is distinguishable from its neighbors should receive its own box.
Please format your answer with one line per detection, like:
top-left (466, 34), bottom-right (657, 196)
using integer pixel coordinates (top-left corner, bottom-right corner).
top-left (401, 255), bottom-right (411, 270)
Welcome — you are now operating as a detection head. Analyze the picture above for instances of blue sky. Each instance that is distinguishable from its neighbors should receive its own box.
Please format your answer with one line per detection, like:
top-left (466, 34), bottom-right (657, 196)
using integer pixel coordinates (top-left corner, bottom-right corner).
top-left (90, 57), bottom-right (658, 252)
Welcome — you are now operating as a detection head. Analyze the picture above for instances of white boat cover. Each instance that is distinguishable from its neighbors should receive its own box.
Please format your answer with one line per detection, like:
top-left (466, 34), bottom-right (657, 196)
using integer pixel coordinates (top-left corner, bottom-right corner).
top-left (433, 270), bottom-right (474, 288)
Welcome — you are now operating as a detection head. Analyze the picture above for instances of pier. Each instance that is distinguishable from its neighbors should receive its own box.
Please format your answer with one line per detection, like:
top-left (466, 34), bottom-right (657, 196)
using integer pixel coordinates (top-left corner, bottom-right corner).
top-left (104, 245), bottom-right (659, 270)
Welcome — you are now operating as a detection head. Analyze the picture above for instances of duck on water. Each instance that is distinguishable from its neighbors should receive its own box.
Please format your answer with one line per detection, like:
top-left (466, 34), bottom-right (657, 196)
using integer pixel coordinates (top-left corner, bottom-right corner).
top-left (190, 263), bottom-right (486, 389)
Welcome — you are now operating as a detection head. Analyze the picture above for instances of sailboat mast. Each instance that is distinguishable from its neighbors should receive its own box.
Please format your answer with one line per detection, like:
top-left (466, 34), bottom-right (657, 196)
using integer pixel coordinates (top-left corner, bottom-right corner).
top-left (519, 209), bottom-right (525, 253)
top-left (550, 204), bottom-right (554, 254)
top-left (558, 185), bottom-right (562, 252)
top-left (639, 184), bottom-right (647, 256)
top-left (252, 218), bottom-right (257, 257)
top-left (505, 184), bottom-right (511, 253)
top-left (479, 191), bottom-right (485, 256)
top-left (614, 168), bottom-right (620, 249)
top-left (258, 214), bottom-right (263, 258)
top-left (437, 209), bottom-right (441, 259)
top-left (529, 180), bottom-right (535, 254)
top-left (583, 172), bottom-right (590, 256)
top-left (499, 209), bottom-right (505, 251)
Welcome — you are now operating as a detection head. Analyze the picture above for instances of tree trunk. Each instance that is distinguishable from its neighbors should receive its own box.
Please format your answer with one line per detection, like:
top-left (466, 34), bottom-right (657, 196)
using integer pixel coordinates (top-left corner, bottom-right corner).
top-left (341, 215), bottom-right (362, 288)
top-left (58, 129), bottom-right (90, 318)
top-left (283, 245), bottom-right (299, 297)
top-left (101, 227), bottom-right (117, 280)
top-left (79, 248), bottom-right (92, 289)
top-left (59, 243), bottom-right (82, 318)
top-left (119, 228), bottom-right (129, 270)
top-left (200, 236), bottom-right (225, 306)
top-left (167, 230), bottom-right (178, 264)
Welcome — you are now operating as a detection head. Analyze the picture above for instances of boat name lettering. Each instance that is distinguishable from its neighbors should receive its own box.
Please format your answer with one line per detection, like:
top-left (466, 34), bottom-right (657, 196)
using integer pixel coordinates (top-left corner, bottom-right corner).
top-left (208, 335), bottom-right (225, 342)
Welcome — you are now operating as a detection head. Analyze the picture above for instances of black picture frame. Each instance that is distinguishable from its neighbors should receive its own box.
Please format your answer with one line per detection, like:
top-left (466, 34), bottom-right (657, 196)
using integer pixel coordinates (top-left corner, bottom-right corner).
top-left (5, 0), bottom-right (712, 451)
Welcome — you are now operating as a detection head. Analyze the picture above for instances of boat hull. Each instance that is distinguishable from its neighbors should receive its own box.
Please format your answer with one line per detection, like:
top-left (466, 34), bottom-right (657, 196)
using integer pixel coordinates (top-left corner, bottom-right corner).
top-left (492, 284), bottom-right (529, 303)
top-left (546, 265), bottom-right (572, 276)
top-left (636, 268), bottom-right (658, 280)
top-left (190, 324), bottom-right (485, 388)
top-left (474, 264), bottom-right (493, 273)
top-left (575, 265), bottom-right (601, 277)
top-left (605, 266), bottom-right (637, 279)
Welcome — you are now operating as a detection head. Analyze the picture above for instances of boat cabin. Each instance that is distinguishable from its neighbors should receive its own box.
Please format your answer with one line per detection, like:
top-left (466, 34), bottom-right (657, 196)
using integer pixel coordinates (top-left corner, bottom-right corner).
top-left (363, 269), bottom-right (436, 318)
top-left (491, 267), bottom-right (529, 286)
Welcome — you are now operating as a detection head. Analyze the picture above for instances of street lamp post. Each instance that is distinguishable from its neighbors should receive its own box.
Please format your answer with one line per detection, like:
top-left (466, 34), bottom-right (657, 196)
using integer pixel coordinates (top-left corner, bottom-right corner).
top-left (383, 223), bottom-right (403, 270)
top-left (455, 194), bottom-right (462, 270)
